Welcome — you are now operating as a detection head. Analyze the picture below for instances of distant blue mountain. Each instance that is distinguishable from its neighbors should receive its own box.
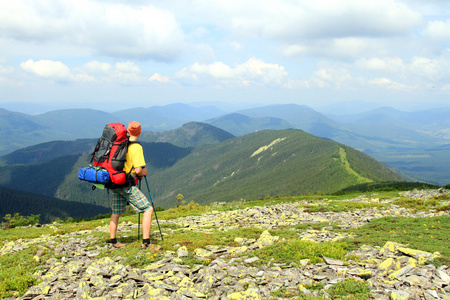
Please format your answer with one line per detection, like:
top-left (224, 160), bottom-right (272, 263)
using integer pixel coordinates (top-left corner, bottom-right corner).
top-left (147, 103), bottom-right (226, 122)
top-left (206, 113), bottom-right (296, 136)
top-left (237, 104), bottom-right (338, 133)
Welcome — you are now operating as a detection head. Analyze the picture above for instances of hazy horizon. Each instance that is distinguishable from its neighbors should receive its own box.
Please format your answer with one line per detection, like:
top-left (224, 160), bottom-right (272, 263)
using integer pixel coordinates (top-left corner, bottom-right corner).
top-left (3, 99), bottom-right (450, 117)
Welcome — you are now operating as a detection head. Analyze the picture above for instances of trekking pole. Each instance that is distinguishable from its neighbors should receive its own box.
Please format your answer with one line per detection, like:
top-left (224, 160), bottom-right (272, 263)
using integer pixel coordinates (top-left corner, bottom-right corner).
top-left (137, 179), bottom-right (141, 242)
top-left (144, 176), bottom-right (163, 241)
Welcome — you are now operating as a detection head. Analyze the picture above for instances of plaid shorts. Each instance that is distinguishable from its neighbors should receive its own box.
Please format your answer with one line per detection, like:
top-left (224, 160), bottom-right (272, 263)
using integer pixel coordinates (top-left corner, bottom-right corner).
top-left (111, 186), bottom-right (151, 214)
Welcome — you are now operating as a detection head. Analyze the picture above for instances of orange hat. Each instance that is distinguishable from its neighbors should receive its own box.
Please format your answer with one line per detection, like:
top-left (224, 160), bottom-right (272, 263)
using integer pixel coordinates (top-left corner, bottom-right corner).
top-left (128, 121), bottom-right (141, 136)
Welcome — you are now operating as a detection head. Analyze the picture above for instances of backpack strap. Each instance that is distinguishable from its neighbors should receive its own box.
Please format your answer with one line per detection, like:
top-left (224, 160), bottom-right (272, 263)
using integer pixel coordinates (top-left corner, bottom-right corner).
top-left (90, 143), bottom-right (99, 164)
top-left (128, 140), bottom-right (141, 146)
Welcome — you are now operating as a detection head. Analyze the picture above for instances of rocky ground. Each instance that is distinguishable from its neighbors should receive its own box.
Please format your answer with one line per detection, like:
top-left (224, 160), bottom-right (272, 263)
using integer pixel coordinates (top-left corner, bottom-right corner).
top-left (1, 189), bottom-right (450, 299)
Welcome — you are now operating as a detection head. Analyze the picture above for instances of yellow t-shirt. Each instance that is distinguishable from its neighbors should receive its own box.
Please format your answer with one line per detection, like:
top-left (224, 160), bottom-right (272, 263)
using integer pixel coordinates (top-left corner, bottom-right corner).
top-left (123, 142), bottom-right (146, 175)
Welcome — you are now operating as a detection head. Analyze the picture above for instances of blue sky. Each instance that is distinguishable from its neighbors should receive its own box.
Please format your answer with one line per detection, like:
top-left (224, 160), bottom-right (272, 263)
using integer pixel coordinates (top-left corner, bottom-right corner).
top-left (1, 0), bottom-right (450, 114)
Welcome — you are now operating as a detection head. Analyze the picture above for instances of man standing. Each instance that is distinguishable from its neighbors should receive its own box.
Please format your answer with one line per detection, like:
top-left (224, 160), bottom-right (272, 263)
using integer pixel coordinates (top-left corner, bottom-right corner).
top-left (109, 121), bottom-right (156, 250)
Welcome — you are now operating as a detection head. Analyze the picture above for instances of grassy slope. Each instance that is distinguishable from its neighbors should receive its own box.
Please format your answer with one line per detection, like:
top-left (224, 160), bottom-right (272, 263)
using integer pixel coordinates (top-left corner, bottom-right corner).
top-left (149, 130), bottom-right (403, 208)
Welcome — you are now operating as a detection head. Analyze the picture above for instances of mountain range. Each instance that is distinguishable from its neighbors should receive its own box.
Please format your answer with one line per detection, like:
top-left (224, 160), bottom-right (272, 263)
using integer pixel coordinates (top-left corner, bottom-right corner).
top-left (1, 103), bottom-right (449, 185)
top-left (0, 121), bottom-right (405, 221)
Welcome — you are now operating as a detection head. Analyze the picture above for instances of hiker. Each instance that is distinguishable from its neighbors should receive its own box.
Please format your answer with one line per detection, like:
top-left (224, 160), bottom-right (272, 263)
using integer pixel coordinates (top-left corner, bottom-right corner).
top-left (109, 121), bottom-right (155, 250)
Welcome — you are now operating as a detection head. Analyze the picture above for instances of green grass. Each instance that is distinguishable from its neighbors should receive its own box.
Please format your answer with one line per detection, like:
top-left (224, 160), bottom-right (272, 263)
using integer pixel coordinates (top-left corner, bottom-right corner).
top-left (0, 246), bottom-right (50, 298)
top-left (301, 200), bottom-right (385, 213)
top-left (270, 278), bottom-right (369, 299)
top-left (392, 197), bottom-right (450, 212)
top-left (248, 240), bottom-right (348, 266)
top-left (345, 216), bottom-right (450, 266)
top-left (327, 278), bottom-right (370, 299)
top-left (0, 218), bottom-right (112, 244)
top-left (157, 201), bottom-right (208, 220)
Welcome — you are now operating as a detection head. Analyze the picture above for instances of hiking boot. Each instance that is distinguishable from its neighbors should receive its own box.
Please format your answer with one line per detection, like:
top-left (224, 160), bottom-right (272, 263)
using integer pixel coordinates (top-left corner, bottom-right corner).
top-left (141, 243), bottom-right (161, 251)
top-left (108, 242), bottom-right (126, 249)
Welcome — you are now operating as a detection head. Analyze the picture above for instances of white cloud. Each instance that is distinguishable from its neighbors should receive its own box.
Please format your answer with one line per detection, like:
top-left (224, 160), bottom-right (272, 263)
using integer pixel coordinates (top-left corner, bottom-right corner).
top-left (20, 59), bottom-right (98, 83)
top-left (190, 61), bottom-right (234, 78)
top-left (174, 58), bottom-right (289, 87)
top-left (356, 54), bottom-right (450, 83)
top-left (182, 0), bottom-right (423, 60)
top-left (369, 77), bottom-right (413, 90)
top-left (110, 72), bottom-right (144, 85)
top-left (115, 62), bottom-right (141, 74)
top-left (238, 58), bottom-right (289, 86)
top-left (20, 59), bottom-right (72, 80)
top-left (0, 0), bottom-right (186, 61)
top-left (423, 19), bottom-right (450, 42)
top-left (307, 64), bottom-right (353, 88)
top-left (183, 0), bottom-right (422, 61)
top-left (20, 59), bottom-right (147, 84)
top-left (110, 62), bottom-right (145, 85)
top-left (410, 57), bottom-right (442, 80)
top-left (204, 0), bottom-right (421, 40)
top-left (73, 74), bottom-right (96, 83)
top-left (149, 73), bottom-right (170, 83)
top-left (283, 37), bottom-right (377, 59)
top-left (83, 61), bottom-right (112, 74)
top-left (356, 57), bottom-right (406, 73)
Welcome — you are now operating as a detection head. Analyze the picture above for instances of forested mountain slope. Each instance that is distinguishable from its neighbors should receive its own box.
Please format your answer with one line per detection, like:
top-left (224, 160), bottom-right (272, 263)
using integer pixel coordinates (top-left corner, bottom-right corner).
top-left (0, 143), bottom-right (192, 206)
top-left (148, 129), bottom-right (404, 207)
top-left (0, 186), bottom-right (109, 224)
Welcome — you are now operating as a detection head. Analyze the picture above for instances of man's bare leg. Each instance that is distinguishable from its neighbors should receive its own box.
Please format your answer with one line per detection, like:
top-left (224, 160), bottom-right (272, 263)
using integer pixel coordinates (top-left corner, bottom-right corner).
top-left (110, 214), bottom-right (120, 239)
top-left (141, 207), bottom-right (154, 240)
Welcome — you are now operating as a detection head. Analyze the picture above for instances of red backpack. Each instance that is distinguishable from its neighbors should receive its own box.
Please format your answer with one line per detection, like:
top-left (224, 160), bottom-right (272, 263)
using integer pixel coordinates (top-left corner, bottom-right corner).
top-left (91, 123), bottom-right (137, 188)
